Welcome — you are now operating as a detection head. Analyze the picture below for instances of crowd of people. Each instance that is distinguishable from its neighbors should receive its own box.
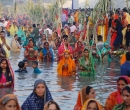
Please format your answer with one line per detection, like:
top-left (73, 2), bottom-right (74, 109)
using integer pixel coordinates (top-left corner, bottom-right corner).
top-left (0, 6), bottom-right (130, 110)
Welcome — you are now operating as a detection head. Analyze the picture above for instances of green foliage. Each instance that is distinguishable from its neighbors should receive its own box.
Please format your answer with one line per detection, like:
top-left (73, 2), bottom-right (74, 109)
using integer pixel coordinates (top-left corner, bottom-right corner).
top-left (23, 0), bottom-right (44, 24)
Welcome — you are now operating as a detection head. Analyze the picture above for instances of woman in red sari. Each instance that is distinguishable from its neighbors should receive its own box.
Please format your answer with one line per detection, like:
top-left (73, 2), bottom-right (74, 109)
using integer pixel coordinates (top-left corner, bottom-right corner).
top-left (110, 14), bottom-right (118, 50)
top-left (58, 35), bottom-right (73, 61)
top-left (74, 41), bottom-right (84, 63)
top-left (24, 39), bottom-right (38, 61)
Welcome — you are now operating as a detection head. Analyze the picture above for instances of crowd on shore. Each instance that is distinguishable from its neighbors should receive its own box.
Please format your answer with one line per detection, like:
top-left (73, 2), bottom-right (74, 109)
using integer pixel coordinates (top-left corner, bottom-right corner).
top-left (0, 7), bottom-right (130, 110)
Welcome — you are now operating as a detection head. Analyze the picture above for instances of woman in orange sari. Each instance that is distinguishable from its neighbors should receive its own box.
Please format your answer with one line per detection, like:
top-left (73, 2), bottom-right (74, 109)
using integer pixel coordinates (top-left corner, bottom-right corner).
top-left (74, 86), bottom-right (96, 110)
top-left (57, 50), bottom-right (76, 76)
top-left (105, 76), bottom-right (130, 110)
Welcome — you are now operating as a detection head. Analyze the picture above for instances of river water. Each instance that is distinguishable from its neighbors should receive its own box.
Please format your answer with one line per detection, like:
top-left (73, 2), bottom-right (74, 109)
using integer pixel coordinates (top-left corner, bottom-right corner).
top-left (6, 37), bottom-right (120, 109)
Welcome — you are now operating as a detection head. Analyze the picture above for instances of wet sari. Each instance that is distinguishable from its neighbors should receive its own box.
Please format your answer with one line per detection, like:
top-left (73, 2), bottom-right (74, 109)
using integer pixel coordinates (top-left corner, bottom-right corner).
top-left (39, 47), bottom-right (54, 62)
top-left (91, 49), bottom-right (102, 63)
top-left (57, 51), bottom-right (76, 76)
top-left (25, 45), bottom-right (38, 61)
top-left (82, 99), bottom-right (103, 110)
top-left (101, 42), bottom-right (111, 62)
top-left (78, 52), bottom-right (95, 76)
top-left (105, 76), bottom-right (130, 110)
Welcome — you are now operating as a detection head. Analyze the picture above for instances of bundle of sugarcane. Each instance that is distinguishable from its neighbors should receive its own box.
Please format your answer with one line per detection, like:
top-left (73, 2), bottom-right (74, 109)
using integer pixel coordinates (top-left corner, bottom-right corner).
top-left (47, 0), bottom-right (66, 29)
top-left (87, 0), bottom-right (115, 44)
top-left (78, 10), bottom-right (86, 30)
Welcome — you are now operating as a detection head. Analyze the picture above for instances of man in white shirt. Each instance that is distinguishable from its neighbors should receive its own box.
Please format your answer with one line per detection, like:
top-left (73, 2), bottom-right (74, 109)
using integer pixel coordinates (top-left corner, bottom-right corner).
top-left (70, 22), bottom-right (77, 32)
top-left (44, 25), bottom-right (52, 35)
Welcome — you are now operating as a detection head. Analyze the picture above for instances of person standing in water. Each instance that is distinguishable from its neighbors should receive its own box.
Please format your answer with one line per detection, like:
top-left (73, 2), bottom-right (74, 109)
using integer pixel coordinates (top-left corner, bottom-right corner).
top-left (113, 85), bottom-right (130, 110)
top-left (57, 50), bottom-right (76, 76)
top-left (21, 79), bottom-right (53, 110)
top-left (78, 48), bottom-right (95, 76)
top-left (105, 76), bottom-right (130, 110)
top-left (74, 86), bottom-right (96, 110)
top-left (0, 59), bottom-right (14, 88)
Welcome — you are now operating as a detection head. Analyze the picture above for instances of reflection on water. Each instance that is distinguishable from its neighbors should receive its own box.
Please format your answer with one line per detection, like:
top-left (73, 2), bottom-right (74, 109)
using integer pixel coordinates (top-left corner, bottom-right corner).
top-left (8, 49), bottom-right (121, 109)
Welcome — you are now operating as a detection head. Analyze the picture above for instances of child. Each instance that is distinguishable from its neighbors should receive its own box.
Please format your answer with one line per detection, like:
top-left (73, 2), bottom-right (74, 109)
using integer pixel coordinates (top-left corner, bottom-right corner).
top-left (32, 61), bottom-right (42, 73)
top-left (15, 60), bottom-right (28, 73)
top-left (22, 60), bottom-right (28, 72)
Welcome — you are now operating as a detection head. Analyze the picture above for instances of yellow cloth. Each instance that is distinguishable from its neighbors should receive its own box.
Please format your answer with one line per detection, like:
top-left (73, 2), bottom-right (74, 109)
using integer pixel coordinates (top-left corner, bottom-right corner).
top-left (82, 99), bottom-right (103, 110)
top-left (98, 25), bottom-right (107, 42)
top-left (126, 12), bottom-right (130, 24)
top-left (122, 27), bottom-right (127, 45)
top-left (120, 54), bottom-right (126, 65)
top-left (74, 11), bottom-right (79, 23)
top-left (0, 39), bottom-right (10, 58)
top-left (9, 25), bottom-right (18, 36)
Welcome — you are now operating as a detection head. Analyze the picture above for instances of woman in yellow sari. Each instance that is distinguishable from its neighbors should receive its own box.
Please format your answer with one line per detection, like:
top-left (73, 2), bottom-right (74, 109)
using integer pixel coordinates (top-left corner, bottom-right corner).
top-left (57, 50), bottom-right (76, 76)
top-left (9, 22), bottom-right (18, 37)
top-left (81, 99), bottom-right (102, 110)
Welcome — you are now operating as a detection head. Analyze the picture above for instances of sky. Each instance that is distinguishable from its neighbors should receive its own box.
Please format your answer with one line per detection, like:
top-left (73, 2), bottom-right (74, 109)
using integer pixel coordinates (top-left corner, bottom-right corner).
top-left (1, 0), bottom-right (129, 9)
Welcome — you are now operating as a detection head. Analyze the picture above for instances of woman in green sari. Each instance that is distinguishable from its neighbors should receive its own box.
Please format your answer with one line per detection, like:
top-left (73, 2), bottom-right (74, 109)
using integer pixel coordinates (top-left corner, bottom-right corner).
top-left (101, 42), bottom-right (112, 62)
top-left (113, 85), bottom-right (130, 110)
top-left (78, 48), bottom-right (95, 76)
top-left (17, 26), bottom-right (26, 42)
